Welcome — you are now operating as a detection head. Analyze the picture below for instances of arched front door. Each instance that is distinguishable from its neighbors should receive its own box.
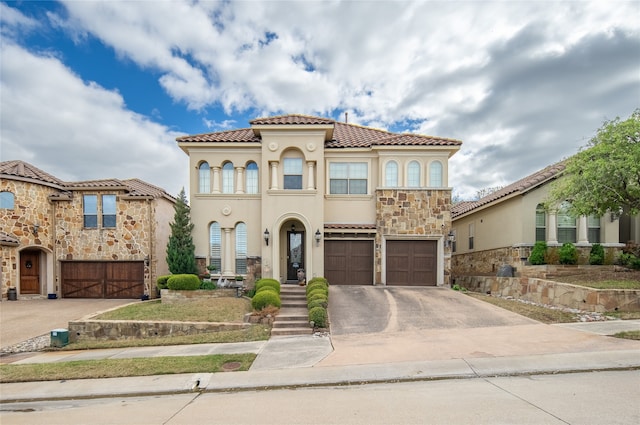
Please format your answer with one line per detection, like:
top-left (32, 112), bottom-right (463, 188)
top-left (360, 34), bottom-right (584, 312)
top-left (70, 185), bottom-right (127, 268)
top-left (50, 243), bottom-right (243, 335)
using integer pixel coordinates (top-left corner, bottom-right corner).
top-left (20, 250), bottom-right (40, 294)
top-left (286, 227), bottom-right (305, 282)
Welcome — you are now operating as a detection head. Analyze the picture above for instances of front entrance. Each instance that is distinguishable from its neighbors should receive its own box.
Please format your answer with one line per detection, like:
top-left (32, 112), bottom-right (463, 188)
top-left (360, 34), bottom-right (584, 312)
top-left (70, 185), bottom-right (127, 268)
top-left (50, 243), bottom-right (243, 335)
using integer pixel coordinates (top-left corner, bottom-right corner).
top-left (286, 230), bottom-right (305, 281)
top-left (20, 250), bottom-right (40, 294)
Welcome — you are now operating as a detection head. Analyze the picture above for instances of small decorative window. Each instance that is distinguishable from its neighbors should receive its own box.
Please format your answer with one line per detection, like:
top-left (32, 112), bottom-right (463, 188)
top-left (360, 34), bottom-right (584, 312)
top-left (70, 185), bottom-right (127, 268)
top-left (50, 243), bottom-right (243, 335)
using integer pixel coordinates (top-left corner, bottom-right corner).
top-left (222, 162), bottom-right (234, 194)
top-left (557, 201), bottom-right (577, 243)
top-left (198, 162), bottom-right (210, 193)
top-left (429, 161), bottom-right (443, 187)
top-left (407, 161), bottom-right (421, 187)
top-left (329, 162), bottom-right (368, 194)
top-left (469, 222), bottom-right (475, 250)
top-left (83, 195), bottom-right (98, 228)
top-left (246, 162), bottom-right (259, 194)
top-left (588, 215), bottom-right (601, 243)
top-left (235, 222), bottom-right (247, 274)
top-left (283, 158), bottom-right (303, 189)
top-left (535, 204), bottom-right (546, 242)
top-left (102, 195), bottom-right (116, 228)
top-left (0, 191), bottom-right (15, 209)
top-left (209, 222), bottom-right (222, 272)
top-left (385, 161), bottom-right (398, 187)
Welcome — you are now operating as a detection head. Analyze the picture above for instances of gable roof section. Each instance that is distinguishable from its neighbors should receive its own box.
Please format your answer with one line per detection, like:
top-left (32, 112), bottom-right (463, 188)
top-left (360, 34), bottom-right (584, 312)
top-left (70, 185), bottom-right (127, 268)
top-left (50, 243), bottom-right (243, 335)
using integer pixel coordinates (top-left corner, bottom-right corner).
top-left (177, 114), bottom-right (462, 149)
top-left (452, 161), bottom-right (566, 219)
top-left (0, 160), bottom-right (66, 189)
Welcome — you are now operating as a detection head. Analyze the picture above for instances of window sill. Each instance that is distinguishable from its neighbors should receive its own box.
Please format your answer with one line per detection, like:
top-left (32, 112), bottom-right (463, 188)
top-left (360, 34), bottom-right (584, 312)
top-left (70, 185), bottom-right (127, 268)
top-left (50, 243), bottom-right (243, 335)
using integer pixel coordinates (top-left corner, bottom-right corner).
top-left (266, 190), bottom-right (317, 196)
top-left (325, 194), bottom-right (373, 200)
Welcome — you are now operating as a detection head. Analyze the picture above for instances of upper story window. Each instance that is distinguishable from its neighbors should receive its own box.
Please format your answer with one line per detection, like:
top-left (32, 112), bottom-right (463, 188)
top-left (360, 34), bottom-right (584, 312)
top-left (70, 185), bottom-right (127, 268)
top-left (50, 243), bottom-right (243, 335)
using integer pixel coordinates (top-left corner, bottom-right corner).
top-left (198, 162), bottom-right (210, 193)
top-left (385, 161), bottom-right (398, 187)
top-left (83, 195), bottom-right (98, 228)
top-left (429, 161), bottom-right (443, 187)
top-left (222, 162), bottom-right (234, 194)
top-left (246, 162), bottom-right (259, 194)
top-left (468, 222), bottom-right (475, 250)
top-left (407, 161), bottom-right (421, 187)
top-left (557, 201), bottom-right (576, 243)
top-left (535, 204), bottom-right (546, 242)
top-left (588, 215), bottom-right (601, 243)
top-left (329, 162), bottom-right (368, 194)
top-left (283, 158), bottom-right (303, 190)
top-left (102, 195), bottom-right (116, 228)
top-left (235, 222), bottom-right (247, 274)
top-left (209, 222), bottom-right (222, 271)
top-left (0, 191), bottom-right (15, 209)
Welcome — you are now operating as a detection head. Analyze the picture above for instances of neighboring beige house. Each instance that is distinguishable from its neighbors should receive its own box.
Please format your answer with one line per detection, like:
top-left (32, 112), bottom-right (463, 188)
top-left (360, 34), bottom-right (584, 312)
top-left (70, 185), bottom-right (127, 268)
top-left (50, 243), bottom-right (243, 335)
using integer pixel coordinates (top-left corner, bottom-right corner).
top-left (0, 160), bottom-right (175, 300)
top-left (177, 114), bottom-right (461, 286)
top-left (451, 161), bottom-right (639, 275)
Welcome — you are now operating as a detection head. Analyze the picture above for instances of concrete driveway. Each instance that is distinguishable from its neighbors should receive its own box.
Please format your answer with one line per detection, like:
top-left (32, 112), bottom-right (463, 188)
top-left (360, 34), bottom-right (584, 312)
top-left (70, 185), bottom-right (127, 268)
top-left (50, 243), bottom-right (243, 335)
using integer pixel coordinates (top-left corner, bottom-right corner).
top-left (319, 286), bottom-right (640, 367)
top-left (0, 298), bottom-right (134, 350)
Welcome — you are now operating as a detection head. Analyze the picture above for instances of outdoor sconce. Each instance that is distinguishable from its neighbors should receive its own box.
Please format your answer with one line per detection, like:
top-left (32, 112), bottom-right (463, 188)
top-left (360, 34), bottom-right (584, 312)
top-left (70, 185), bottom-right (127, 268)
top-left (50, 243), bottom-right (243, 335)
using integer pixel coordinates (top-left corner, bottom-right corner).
top-left (446, 230), bottom-right (456, 248)
top-left (144, 255), bottom-right (150, 267)
top-left (291, 223), bottom-right (296, 234)
top-left (32, 223), bottom-right (40, 236)
top-left (315, 229), bottom-right (322, 246)
top-left (264, 228), bottom-right (270, 246)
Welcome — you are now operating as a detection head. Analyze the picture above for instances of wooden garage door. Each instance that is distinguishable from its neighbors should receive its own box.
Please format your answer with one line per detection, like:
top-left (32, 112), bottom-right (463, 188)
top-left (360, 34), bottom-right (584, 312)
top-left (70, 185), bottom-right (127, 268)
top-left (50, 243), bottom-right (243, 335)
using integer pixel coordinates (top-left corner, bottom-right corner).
top-left (386, 240), bottom-right (437, 286)
top-left (61, 261), bottom-right (144, 299)
top-left (325, 240), bottom-right (374, 285)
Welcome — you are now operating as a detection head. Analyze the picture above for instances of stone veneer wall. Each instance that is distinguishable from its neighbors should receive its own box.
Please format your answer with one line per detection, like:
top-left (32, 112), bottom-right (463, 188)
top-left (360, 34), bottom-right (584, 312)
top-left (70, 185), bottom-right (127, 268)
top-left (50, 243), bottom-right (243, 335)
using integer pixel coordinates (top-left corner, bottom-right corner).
top-left (376, 189), bottom-right (452, 284)
top-left (454, 275), bottom-right (640, 312)
top-left (0, 179), bottom-right (57, 296)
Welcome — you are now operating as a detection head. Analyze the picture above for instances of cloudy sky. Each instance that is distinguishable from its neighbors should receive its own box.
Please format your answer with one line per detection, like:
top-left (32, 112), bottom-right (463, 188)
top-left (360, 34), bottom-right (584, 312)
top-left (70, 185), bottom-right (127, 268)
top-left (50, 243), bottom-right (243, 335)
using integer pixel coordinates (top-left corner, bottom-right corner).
top-left (1, 1), bottom-right (638, 199)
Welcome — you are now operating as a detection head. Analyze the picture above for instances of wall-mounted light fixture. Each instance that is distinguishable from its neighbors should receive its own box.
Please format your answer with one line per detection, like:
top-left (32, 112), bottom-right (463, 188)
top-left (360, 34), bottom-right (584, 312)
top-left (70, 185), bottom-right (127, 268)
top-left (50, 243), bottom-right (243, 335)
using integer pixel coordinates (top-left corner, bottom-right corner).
top-left (32, 223), bottom-right (40, 236)
top-left (315, 229), bottom-right (322, 246)
top-left (291, 223), bottom-right (296, 234)
top-left (144, 255), bottom-right (150, 267)
top-left (446, 230), bottom-right (456, 248)
top-left (264, 228), bottom-right (270, 246)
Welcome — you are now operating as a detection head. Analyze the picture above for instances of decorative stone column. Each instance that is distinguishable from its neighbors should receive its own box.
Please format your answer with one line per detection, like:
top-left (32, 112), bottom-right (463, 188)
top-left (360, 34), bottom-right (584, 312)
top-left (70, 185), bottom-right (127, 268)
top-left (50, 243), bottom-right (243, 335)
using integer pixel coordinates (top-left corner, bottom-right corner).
top-left (270, 161), bottom-right (279, 190)
top-left (212, 166), bottom-right (221, 194)
top-left (235, 167), bottom-right (245, 194)
top-left (223, 228), bottom-right (233, 275)
top-left (306, 161), bottom-right (315, 190)
top-left (577, 216), bottom-right (589, 244)
top-left (547, 213), bottom-right (558, 245)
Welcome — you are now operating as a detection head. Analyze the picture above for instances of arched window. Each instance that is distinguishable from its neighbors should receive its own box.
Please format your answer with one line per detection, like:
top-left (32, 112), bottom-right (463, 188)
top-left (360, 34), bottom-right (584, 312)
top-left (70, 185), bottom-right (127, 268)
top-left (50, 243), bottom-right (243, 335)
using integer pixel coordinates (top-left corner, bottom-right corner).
top-left (283, 157), bottom-right (303, 189)
top-left (429, 161), bottom-right (443, 187)
top-left (246, 162), bottom-right (259, 194)
top-left (209, 222), bottom-right (222, 271)
top-left (407, 161), bottom-right (421, 187)
top-left (0, 191), bottom-right (15, 209)
top-left (588, 215), bottom-right (601, 243)
top-left (198, 162), bottom-right (210, 193)
top-left (235, 222), bottom-right (247, 274)
top-left (557, 201), bottom-right (576, 243)
top-left (535, 204), bottom-right (546, 242)
top-left (222, 162), bottom-right (234, 194)
top-left (385, 161), bottom-right (398, 187)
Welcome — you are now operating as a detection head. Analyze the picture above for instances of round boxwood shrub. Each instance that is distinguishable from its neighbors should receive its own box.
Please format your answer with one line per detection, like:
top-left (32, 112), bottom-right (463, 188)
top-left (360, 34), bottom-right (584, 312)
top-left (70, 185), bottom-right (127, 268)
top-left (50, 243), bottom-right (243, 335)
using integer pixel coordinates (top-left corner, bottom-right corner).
top-left (157, 275), bottom-right (171, 289)
top-left (256, 285), bottom-right (278, 294)
top-left (306, 282), bottom-right (328, 296)
top-left (255, 278), bottom-right (281, 294)
top-left (167, 274), bottom-right (201, 290)
top-left (308, 293), bottom-right (328, 305)
top-left (251, 290), bottom-right (281, 310)
top-left (200, 280), bottom-right (216, 290)
top-left (529, 241), bottom-right (547, 265)
top-left (308, 299), bottom-right (328, 310)
top-left (309, 306), bottom-right (328, 328)
top-left (307, 288), bottom-right (328, 301)
top-left (589, 243), bottom-right (605, 265)
top-left (559, 242), bottom-right (578, 265)
top-left (308, 277), bottom-right (329, 286)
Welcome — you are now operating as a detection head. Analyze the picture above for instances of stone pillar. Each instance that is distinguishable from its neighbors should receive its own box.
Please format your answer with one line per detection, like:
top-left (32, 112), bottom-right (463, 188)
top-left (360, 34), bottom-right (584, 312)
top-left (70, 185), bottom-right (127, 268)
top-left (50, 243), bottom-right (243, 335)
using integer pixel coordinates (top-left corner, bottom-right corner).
top-left (577, 216), bottom-right (589, 244)
top-left (212, 166), bottom-right (221, 194)
top-left (306, 161), bottom-right (315, 190)
top-left (236, 167), bottom-right (245, 194)
top-left (547, 213), bottom-right (558, 244)
top-left (223, 228), bottom-right (233, 275)
top-left (270, 161), bottom-right (279, 190)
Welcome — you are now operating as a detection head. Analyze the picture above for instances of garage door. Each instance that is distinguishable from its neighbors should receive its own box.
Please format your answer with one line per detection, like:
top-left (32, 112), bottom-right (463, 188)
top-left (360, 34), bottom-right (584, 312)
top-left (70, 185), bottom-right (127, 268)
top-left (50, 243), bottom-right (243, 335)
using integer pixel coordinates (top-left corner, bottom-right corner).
top-left (324, 240), bottom-right (374, 285)
top-left (386, 240), bottom-right (437, 286)
top-left (61, 261), bottom-right (144, 298)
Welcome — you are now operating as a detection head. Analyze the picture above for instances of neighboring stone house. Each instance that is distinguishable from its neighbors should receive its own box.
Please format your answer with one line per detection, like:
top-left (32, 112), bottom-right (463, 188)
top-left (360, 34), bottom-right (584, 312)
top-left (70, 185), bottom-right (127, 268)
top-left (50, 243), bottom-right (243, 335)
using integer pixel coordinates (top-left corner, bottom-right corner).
top-left (0, 160), bottom-right (175, 300)
top-left (451, 161), bottom-right (639, 276)
top-left (177, 114), bottom-right (461, 286)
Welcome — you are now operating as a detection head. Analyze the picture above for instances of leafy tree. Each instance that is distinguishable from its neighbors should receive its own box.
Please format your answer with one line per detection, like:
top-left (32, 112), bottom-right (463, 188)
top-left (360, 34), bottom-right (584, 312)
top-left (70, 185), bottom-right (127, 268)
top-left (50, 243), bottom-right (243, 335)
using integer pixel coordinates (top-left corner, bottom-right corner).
top-left (547, 110), bottom-right (640, 216)
top-left (166, 188), bottom-right (198, 275)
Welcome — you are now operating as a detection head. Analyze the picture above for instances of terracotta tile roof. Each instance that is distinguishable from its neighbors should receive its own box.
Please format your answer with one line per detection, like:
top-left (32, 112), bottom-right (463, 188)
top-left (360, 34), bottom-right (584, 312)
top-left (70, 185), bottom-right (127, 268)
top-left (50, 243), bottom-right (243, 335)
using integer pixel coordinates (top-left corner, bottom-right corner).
top-left (0, 160), bottom-right (65, 187)
top-left (452, 161), bottom-right (566, 218)
top-left (324, 223), bottom-right (377, 230)
top-left (0, 231), bottom-right (20, 247)
top-left (177, 114), bottom-right (462, 148)
top-left (122, 178), bottom-right (177, 200)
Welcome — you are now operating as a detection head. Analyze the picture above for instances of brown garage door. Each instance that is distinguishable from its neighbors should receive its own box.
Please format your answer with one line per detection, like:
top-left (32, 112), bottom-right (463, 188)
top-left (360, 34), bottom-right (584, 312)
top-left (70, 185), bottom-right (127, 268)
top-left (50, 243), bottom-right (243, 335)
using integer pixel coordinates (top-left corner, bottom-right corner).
top-left (61, 261), bottom-right (144, 298)
top-left (386, 240), bottom-right (437, 286)
top-left (325, 240), bottom-right (374, 285)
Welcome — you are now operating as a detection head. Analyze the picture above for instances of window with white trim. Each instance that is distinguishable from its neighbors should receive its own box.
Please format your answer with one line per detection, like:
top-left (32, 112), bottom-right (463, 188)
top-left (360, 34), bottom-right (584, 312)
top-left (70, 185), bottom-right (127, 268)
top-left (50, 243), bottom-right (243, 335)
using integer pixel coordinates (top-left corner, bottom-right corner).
top-left (429, 161), bottom-right (443, 187)
top-left (329, 162), bottom-right (368, 194)
top-left (198, 162), bottom-right (210, 193)
top-left (102, 195), bottom-right (116, 228)
top-left (407, 161), bottom-right (421, 187)
top-left (385, 161), bottom-right (398, 187)
top-left (222, 162), bottom-right (234, 194)
top-left (557, 201), bottom-right (577, 243)
top-left (535, 204), bottom-right (546, 242)
top-left (283, 158), bottom-right (303, 189)
top-left (209, 222), bottom-right (222, 271)
top-left (83, 195), bottom-right (98, 228)
top-left (246, 162), bottom-right (259, 194)
top-left (235, 222), bottom-right (247, 274)
top-left (468, 222), bottom-right (475, 250)
top-left (588, 215), bottom-right (601, 243)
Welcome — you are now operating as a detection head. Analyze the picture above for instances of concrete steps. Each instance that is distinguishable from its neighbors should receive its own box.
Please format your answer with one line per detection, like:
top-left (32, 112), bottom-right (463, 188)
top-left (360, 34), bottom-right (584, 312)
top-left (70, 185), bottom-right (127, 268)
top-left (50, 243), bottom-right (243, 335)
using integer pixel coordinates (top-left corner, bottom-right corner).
top-left (271, 285), bottom-right (311, 337)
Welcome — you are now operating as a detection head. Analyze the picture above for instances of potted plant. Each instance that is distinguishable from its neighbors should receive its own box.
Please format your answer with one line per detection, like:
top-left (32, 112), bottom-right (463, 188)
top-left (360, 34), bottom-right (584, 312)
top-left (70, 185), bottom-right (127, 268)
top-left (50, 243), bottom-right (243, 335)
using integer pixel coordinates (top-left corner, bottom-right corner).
top-left (207, 265), bottom-right (218, 274)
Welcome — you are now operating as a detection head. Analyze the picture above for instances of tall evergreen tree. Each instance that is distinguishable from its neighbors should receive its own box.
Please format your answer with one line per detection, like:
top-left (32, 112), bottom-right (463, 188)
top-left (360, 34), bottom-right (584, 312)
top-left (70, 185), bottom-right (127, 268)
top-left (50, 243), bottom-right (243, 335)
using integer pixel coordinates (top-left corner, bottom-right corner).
top-left (166, 188), bottom-right (198, 274)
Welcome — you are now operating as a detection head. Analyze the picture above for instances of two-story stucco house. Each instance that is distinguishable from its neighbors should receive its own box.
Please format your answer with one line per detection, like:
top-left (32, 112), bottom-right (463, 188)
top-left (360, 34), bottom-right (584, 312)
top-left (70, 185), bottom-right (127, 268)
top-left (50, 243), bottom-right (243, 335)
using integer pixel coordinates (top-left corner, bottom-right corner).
top-left (451, 161), bottom-right (639, 275)
top-left (177, 114), bottom-right (462, 286)
top-left (1, 160), bottom-right (175, 300)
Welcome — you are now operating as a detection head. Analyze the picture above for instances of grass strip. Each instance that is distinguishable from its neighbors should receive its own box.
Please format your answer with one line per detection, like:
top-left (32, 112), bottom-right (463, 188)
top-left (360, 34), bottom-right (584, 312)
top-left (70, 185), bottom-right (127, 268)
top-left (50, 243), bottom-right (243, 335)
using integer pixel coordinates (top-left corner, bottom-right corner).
top-left (0, 353), bottom-right (256, 383)
top-left (612, 330), bottom-right (640, 340)
top-left (465, 293), bottom-right (578, 324)
top-left (95, 298), bottom-right (252, 322)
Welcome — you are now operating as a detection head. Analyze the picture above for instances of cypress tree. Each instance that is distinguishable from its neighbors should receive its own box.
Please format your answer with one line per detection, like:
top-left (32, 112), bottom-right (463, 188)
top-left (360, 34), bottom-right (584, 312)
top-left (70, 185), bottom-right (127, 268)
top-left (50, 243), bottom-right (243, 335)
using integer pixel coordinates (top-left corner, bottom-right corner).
top-left (166, 188), bottom-right (198, 275)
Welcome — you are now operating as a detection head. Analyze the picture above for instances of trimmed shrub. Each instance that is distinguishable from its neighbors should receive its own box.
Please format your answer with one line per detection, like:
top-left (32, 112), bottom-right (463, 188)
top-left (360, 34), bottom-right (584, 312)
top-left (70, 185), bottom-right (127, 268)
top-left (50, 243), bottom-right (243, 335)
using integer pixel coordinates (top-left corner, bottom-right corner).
top-left (199, 280), bottom-right (216, 290)
top-left (529, 241), bottom-right (547, 265)
top-left (308, 299), bottom-right (328, 310)
top-left (589, 243), bottom-right (605, 265)
top-left (309, 307), bottom-right (328, 328)
top-left (251, 290), bottom-right (281, 310)
top-left (157, 275), bottom-right (171, 289)
top-left (308, 277), bottom-right (329, 286)
top-left (256, 285), bottom-right (278, 294)
top-left (307, 288), bottom-right (328, 301)
top-left (255, 278), bottom-right (281, 294)
top-left (559, 243), bottom-right (578, 265)
top-left (308, 293), bottom-right (328, 305)
top-left (306, 282), bottom-right (328, 296)
top-left (167, 274), bottom-right (201, 290)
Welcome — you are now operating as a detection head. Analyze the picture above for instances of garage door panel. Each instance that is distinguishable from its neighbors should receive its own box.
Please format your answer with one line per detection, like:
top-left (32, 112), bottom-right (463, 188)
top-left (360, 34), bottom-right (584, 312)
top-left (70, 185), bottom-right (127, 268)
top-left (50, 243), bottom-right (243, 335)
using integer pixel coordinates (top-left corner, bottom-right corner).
top-left (61, 261), bottom-right (143, 299)
top-left (386, 240), bottom-right (437, 286)
top-left (325, 240), bottom-right (373, 285)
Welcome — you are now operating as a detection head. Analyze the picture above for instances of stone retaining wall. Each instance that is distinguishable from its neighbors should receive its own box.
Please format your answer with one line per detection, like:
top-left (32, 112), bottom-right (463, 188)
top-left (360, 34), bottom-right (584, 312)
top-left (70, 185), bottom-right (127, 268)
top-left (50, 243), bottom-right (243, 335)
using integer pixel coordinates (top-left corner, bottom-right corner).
top-left (454, 275), bottom-right (640, 313)
top-left (160, 288), bottom-right (240, 304)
